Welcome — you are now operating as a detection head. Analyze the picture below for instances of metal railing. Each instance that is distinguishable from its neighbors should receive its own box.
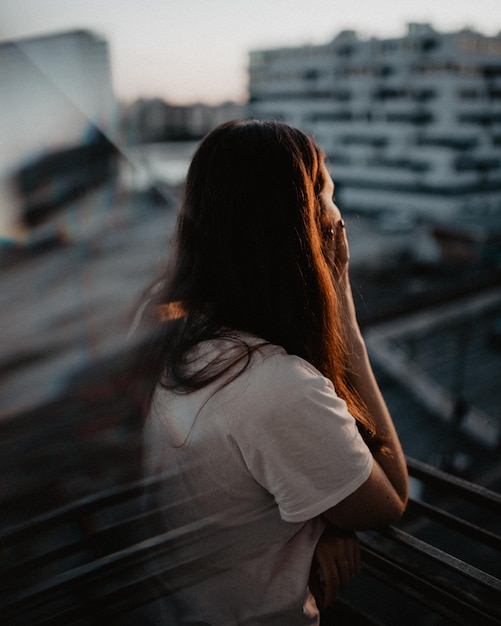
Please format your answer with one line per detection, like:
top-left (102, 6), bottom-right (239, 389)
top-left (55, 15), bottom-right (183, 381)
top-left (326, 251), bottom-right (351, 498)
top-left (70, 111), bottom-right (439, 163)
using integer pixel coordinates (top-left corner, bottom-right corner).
top-left (332, 457), bottom-right (501, 625)
top-left (1, 456), bottom-right (500, 625)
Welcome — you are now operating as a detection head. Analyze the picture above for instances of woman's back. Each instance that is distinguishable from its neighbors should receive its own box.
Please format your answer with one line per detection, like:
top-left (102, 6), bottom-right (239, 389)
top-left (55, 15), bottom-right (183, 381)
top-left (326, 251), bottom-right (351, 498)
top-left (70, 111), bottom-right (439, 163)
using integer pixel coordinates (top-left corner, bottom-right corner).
top-left (143, 334), bottom-right (373, 625)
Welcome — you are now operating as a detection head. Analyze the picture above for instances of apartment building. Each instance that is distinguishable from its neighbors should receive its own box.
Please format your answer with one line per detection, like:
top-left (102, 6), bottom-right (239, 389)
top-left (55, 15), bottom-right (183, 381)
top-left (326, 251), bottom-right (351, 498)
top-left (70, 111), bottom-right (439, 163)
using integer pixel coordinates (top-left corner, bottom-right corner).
top-left (124, 98), bottom-right (246, 142)
top-left (0, 29), bottom-right (117, 237)
top-left (1, 29), bottom-right (116, 172)
top-left (248, 24), bottom-right (501, 223)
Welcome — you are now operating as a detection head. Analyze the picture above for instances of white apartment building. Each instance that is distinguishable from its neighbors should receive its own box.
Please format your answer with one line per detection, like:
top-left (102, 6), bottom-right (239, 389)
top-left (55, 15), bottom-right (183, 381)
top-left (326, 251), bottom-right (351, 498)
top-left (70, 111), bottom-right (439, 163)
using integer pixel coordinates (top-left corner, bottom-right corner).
top-left (248, 24), bottom-right (501, 223)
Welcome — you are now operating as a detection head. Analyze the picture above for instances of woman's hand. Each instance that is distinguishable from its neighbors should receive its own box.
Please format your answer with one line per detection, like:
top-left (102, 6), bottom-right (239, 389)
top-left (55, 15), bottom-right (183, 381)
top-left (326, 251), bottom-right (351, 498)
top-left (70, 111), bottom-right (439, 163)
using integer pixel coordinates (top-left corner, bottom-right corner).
top-left (331, 218), bottom-right (364, 343)
top-left (333, 218), bottom-right (349, 283)
top-left (308, 524), bottom-right (361, 610)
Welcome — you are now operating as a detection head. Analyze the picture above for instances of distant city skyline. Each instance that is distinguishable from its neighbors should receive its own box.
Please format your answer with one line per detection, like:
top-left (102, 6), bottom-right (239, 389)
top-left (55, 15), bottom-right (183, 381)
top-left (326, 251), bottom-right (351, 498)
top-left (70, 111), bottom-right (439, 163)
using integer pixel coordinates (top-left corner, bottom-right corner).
top-left (1, 0), bottom-right (500, 105)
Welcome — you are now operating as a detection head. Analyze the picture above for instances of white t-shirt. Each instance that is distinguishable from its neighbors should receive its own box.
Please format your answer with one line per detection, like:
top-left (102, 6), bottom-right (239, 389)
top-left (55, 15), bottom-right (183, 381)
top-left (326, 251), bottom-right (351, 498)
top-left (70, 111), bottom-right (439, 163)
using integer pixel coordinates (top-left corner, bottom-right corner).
top-left (143, 334), bottom-right (373, 625)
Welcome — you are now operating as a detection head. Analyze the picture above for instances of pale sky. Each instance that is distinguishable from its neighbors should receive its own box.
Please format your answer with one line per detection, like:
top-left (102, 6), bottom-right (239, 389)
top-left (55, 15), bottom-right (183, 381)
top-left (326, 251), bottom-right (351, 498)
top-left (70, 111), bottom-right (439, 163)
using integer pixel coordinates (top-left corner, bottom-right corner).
top-left (1, 0), bottom-right (500, 105)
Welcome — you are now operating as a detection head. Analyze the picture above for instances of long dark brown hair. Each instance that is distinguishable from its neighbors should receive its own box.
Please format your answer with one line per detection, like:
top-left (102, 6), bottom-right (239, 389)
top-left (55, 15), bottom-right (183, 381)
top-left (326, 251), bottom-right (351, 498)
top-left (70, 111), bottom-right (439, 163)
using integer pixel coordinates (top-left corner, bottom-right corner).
top-left (134, 119), bottom-right (376, 440)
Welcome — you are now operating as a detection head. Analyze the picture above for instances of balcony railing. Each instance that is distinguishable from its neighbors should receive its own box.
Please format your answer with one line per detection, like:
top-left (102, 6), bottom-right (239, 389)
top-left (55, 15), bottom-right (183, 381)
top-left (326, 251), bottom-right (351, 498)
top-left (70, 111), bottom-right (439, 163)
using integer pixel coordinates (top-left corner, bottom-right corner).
top-left (339, 457), bottom-right (501, 625)
top-left (1, 455), bottom-right (500, 625)
top-left (0, 333), bottom-right (499, 625)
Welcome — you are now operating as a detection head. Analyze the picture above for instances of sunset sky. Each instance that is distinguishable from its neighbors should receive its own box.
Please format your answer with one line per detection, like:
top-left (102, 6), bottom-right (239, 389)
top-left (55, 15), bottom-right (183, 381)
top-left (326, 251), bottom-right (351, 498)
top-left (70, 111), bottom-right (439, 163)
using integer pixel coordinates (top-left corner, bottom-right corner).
top-left (2, 0), bottom-right (500, 105)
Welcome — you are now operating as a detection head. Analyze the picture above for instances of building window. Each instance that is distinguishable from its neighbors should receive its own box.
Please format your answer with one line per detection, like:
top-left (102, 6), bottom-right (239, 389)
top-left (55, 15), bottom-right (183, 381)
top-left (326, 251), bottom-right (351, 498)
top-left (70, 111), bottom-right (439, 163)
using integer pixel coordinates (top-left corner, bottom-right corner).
top-left (421, 37), bottom-right (439, 52)
top-left (379, 65), bottom-right (394, 77)
top-left (416, 136), bottom-right (478, 150)
top-left (342, 135), bottom-right (388, 148)
top-left (459, 88), bottom-right (480, 100)
top-left (484, 66), bottom-right (501, 78)
top-left (336, 45), bottom-right (354, 57)
top-left (307, 111), bottom-right (353, 122)
top-left (455, 156), bottom-right (500, 172)
top-left (367, 157), bottom-right (430, 172)
top-left (386, 111), bottom-right (433, 124)
top-left (459, 112), bottom-right (501, 125)
top-left (303, 69), bottom-right (320, 80)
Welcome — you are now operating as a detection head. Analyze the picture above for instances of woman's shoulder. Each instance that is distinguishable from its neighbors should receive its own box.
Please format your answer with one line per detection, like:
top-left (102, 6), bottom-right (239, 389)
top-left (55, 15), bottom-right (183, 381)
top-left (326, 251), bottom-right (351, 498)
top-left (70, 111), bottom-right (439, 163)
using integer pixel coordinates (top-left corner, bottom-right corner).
top-left (212, 330), bottom-right (325, 382)
top-left (220, 336), bottom-right (358, 455)
top-left (186, 329), bottom-right (336, 413)
top-left (221, 333), bottom-right (336, 408)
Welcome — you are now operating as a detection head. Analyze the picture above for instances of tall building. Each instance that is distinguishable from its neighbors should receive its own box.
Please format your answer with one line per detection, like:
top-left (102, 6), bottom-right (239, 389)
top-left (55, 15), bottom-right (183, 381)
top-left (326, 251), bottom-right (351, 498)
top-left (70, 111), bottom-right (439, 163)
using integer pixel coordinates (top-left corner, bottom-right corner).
top-left (0, 29), bottom-right (117, 237)
top-left (248, 24), bottom-right (501, 223)
top-left (1, 29), bottom-right (116, 171)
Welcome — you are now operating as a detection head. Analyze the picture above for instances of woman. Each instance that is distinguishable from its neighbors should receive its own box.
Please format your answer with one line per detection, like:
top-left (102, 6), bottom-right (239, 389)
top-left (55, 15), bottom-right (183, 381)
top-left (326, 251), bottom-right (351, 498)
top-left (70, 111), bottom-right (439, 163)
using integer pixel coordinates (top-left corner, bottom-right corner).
top-left (137, 120), bottom-right (408, 625)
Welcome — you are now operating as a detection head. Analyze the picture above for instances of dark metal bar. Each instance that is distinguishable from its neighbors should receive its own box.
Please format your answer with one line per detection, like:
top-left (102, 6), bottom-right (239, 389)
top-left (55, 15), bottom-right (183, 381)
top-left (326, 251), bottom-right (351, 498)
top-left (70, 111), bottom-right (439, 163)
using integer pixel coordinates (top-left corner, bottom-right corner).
top-left (361, 545), bottom-right (501, 626)
top-left (407, 497), bottom-right (501, 551)
top-left (406, 456), bottom-right (501, 511)
top-left (0, 477), bottom-right (149, 545)
top-left (379, 525), bottom-right (501, 591)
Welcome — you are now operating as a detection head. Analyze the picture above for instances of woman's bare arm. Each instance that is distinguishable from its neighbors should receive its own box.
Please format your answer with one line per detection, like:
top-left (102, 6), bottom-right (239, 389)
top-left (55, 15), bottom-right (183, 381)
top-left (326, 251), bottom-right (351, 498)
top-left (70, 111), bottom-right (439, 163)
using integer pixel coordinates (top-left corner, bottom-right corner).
top-left (323, 218), bottom-right (408, 530)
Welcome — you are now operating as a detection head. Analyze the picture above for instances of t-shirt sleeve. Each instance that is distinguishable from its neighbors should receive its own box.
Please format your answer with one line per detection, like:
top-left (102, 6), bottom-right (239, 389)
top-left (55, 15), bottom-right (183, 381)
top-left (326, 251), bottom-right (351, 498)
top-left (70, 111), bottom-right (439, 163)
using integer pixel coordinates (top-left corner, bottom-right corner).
top-left (226, 352), bottom-right (373, 523)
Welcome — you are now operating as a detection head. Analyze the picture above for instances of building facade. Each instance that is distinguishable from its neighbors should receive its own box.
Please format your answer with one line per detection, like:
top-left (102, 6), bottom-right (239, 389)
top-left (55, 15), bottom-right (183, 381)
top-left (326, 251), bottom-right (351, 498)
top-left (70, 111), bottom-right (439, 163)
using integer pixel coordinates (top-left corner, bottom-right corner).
top-left (248, 24), bottom-right (501, 223)
top-left (0, 29), bottom-right (117, 238)
top-left (124, 98), bottom-right (246, 143)
top-left (1, 29), bottom-right (116, 172)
